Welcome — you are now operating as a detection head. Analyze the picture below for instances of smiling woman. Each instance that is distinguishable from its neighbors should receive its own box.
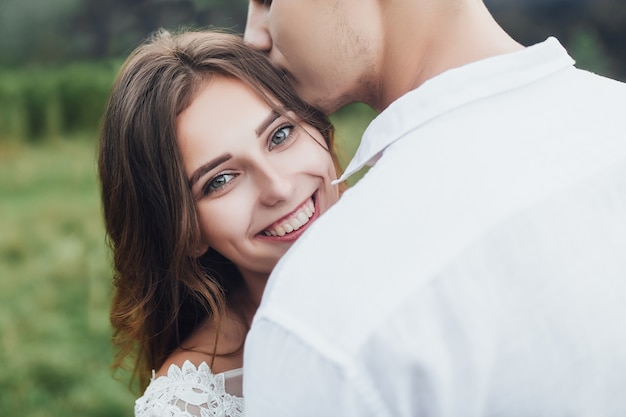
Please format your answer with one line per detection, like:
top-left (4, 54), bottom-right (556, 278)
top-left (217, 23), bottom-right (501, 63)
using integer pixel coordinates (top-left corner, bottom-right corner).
top-left (177, 76), bottom-right (338, 285)
top-left (97, 29), bottom-right (342, 417)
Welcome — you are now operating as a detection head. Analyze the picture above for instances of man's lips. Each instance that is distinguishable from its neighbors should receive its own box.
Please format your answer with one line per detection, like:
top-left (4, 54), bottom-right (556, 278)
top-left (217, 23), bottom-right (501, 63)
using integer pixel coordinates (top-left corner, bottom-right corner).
top-left (259, 196), bottom-right (316, 238)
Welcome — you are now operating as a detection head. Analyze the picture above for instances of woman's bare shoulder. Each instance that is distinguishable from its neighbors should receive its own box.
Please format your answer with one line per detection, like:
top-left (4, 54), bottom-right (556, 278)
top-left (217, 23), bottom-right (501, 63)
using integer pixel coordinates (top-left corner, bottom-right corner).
top-left (156, 314), bottom-right (246, 377)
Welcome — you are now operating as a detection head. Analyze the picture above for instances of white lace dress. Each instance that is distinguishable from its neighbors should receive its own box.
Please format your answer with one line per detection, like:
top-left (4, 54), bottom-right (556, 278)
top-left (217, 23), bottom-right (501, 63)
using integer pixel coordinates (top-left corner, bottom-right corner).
top-left (135, 360), bottom-right (244, 417)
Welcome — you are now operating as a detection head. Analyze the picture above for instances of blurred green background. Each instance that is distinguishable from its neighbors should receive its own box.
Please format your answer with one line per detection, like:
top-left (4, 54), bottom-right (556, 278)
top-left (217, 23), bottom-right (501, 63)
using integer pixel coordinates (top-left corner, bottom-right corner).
top-left (1, 0), bottom-right (625, 415)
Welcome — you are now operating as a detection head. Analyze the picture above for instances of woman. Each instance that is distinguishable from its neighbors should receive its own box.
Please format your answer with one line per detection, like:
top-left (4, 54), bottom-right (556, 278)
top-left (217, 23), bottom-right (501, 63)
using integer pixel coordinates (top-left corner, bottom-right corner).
top-left (98, 29), bottom-right (342, 417)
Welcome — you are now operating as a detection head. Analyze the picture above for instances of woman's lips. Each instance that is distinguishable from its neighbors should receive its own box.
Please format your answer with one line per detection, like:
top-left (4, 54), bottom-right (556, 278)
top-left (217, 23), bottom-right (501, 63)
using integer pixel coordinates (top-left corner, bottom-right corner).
top-left (261, 196), bottom-right (315, 237)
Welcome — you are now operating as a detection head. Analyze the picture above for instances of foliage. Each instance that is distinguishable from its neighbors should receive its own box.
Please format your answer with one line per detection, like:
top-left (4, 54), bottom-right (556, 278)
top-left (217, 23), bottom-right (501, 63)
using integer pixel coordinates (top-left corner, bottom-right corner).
top-left (568, 28), bottom-right (615, 76)
top-left (0, 61), bottom-right (119, 143)
top-left (0, 0), bottom-right (84, 66)
top-left (0, 0), bottom-right (249, 66)
top-left (330, 103), bottom-right (377, 185)
top-left (486, 0), bottom-right (626, 80)
top-left (0, 0), bottom-right (625, 80)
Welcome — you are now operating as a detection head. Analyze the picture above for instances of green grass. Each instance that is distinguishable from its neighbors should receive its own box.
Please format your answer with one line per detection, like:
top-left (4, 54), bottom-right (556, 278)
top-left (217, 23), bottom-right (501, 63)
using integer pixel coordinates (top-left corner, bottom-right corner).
top-left (0, 138), bottom-right (135, 416)
top-left (0, 106), bottom-right (374, 416)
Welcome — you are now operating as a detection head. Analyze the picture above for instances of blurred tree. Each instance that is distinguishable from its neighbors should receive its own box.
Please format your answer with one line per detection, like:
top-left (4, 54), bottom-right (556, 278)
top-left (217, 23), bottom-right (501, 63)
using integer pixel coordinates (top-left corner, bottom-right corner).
top-left (0, 0), bottom-right (83, 66)
top-left (568, 28), bottom-right (615, 76)
top-left (486, 0), bottom-right (626, 80)
top-left (0, 0), bottom-right (248, 66)
top-left (0, 0), bottom-right (624, 81)
top-left (71, 0), bottom-right (248, 59)
top-left (192, 0), bottom-right (248, 30)
top-left (590, 0), bottom-right (626, 79)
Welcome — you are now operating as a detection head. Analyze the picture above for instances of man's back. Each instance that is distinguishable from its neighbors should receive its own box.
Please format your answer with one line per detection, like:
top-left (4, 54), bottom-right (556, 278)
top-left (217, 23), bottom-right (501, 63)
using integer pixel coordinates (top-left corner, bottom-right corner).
top-left (243, 39), bottom-right (626, 416)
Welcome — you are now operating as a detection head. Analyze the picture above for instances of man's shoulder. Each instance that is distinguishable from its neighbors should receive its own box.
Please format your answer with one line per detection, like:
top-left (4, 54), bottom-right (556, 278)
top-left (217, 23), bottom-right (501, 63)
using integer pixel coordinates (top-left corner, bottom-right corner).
top-left (257, 181), bottom-right (421, 350)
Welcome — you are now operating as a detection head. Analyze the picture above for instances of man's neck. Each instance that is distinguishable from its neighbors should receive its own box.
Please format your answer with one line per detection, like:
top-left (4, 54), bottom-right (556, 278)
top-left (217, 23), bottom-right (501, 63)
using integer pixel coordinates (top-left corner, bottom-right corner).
top-left (375, 0), bottom-right (523, 112)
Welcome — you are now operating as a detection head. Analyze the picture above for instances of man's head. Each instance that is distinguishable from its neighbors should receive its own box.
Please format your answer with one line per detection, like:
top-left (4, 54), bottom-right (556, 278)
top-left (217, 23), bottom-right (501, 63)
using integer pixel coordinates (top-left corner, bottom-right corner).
top-left (244, 0), bottom-right (384, 114)
top-left (245, 0), bottom-right (523, 114)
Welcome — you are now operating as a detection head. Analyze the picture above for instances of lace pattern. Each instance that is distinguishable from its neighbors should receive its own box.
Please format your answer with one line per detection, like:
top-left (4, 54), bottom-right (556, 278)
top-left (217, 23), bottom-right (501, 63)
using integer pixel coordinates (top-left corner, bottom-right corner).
top-left (135, 361), bottom-right (244, 417)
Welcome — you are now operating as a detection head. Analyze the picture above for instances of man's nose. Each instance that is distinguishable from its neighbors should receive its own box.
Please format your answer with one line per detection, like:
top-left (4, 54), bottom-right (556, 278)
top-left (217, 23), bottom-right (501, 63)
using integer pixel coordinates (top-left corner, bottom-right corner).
top-left (244, 2), bottom-right (272, 52)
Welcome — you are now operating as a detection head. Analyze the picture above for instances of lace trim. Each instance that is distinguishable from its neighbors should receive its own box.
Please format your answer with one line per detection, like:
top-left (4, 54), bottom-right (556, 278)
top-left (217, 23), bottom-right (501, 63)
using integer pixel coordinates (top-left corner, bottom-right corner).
top-left (135, 360), bottom-right (244, 417)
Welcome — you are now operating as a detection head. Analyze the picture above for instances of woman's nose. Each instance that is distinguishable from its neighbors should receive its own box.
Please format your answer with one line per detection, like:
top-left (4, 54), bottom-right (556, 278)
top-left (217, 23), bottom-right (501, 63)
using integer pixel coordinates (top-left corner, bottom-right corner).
top-left (257, 164), bottom-right (295, 207)
top-left (244, 2), bottom-right (272, 52)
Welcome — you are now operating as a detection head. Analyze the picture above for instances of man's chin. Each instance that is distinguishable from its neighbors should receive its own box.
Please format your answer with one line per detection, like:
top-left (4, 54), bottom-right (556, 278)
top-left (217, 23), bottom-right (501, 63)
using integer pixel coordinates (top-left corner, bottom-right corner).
top-left (294, 87), bottom-right (339, 114)
top-left (312, 96), bottom-right (348, 115)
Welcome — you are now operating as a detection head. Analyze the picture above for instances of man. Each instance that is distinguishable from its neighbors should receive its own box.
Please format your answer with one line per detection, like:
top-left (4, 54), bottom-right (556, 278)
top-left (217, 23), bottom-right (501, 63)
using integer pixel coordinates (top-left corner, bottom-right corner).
top-left (242, 1), bottom-right (626, 416)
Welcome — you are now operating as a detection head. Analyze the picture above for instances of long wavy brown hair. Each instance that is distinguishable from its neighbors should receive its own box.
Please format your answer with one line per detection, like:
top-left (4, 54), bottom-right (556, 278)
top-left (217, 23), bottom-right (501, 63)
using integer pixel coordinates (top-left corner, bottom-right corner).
top-left (98, 29), bottom-right (338, 391)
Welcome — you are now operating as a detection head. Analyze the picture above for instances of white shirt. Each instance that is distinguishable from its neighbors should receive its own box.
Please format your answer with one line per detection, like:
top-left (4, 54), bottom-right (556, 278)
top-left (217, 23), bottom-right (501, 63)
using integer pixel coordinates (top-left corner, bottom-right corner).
top-left (243, 38), bottom-right (626, 417)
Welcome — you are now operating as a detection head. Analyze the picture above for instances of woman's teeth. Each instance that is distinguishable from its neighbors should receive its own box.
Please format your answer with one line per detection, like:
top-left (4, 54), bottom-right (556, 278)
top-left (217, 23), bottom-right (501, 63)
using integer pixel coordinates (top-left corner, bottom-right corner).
top-left (263, 198), bottom-right (315, 237)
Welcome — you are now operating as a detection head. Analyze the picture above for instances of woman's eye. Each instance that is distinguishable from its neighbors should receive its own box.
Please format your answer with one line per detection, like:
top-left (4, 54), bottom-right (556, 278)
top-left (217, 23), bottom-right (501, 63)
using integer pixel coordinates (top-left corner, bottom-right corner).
top-left (269, 125), bottom-right (293, 149)
top-left (204, 173), bottom-right (235, 195)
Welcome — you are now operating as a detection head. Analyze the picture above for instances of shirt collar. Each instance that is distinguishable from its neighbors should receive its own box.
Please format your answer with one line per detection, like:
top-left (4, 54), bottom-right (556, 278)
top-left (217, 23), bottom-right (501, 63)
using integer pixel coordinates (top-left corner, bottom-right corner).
top-left (334, 37), bottom-right (575, 184)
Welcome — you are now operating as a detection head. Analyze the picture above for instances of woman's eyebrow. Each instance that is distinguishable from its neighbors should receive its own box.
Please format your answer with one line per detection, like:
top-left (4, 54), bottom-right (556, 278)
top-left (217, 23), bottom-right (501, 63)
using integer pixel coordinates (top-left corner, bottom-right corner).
top-left (255, 111), bottom-right (280, 137)
top-left (188, 154), bottom-right (232, 187)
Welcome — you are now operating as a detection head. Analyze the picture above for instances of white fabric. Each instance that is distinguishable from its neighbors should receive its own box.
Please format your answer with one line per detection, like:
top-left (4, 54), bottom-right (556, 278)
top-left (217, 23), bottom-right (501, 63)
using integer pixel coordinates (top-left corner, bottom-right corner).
top-left (135, 361), bottom-right (244, 417)
top-left (243, 38), bottom-right (626, 417)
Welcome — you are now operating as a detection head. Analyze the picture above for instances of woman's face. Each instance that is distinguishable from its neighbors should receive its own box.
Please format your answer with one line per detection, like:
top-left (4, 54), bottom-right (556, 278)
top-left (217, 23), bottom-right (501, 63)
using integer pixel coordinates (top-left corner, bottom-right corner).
top-left (177, 76), bottom-right (339, 279)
